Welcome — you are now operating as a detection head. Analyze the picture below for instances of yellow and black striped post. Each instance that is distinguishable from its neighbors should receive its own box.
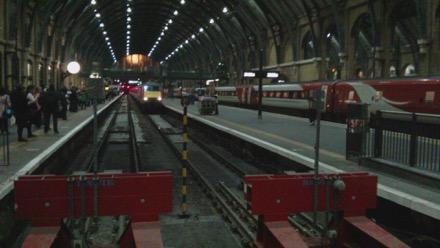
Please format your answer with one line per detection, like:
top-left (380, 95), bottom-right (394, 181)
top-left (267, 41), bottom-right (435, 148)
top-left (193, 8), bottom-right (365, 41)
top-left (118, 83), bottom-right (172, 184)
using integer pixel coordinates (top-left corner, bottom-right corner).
top-left (180, 96), bottom-right (190, 218)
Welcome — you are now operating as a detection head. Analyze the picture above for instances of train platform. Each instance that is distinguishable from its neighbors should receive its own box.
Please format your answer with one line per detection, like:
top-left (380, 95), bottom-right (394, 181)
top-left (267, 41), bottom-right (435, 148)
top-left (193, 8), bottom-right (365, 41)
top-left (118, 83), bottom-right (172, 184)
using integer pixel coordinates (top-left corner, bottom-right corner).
top-left (162, 98), bottom-right (440, 222)
top-left (0, 98), bottom-right (116, 200)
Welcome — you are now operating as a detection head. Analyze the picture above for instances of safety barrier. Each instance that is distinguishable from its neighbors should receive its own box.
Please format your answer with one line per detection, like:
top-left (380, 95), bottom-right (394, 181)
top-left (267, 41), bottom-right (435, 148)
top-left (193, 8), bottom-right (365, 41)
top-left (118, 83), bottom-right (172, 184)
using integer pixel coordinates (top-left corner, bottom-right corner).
top-left (363, 111), bottom-right (440, 174)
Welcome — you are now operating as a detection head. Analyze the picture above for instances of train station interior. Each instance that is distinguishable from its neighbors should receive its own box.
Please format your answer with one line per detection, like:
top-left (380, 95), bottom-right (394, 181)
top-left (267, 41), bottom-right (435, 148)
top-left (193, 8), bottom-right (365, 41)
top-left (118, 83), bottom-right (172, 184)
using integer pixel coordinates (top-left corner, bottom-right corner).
top-left (0, 1), bottom-right (439, 247)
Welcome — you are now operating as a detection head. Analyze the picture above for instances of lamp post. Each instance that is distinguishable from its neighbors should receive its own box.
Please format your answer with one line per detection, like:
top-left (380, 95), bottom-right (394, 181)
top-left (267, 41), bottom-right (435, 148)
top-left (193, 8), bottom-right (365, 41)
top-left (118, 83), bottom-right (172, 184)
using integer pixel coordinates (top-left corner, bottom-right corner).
top-left (62, 61), bottom-right (81, 81)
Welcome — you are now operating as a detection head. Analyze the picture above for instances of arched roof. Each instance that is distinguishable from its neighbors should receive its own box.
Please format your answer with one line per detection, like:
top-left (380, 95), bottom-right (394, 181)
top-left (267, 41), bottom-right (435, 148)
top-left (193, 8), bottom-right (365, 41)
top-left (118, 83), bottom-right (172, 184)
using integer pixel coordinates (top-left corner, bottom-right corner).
top-left (34, 0), bottom-right (339, 67)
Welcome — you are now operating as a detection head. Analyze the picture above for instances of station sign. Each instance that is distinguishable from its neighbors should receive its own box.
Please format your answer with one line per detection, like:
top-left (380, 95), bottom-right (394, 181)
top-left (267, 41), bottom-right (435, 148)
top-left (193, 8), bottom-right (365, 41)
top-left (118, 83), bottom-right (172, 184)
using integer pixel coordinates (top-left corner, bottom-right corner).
top-left (242, 70), bottom-right (279, 79)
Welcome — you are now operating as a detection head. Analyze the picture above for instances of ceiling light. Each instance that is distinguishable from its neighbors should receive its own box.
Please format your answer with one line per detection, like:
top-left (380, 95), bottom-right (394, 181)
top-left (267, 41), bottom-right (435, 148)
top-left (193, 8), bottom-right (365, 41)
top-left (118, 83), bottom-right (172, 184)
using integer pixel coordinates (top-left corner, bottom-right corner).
top-left (191, 34), bottom-right (195, 39)
top-left (168, 19), bottom-right (173, 24)
top-left (174, 10), bottom-right (178, 15)
top-left (223, 7), bottom-right (228, 13)
top-left (181, 0), bottom-right (185, 4)
top-left (164, 26), bottom-right (168, 30)
top-left (210, 19), bottom-right (214, 24)
top-left (128, 17), bottom-right (131, 22)
top-left (91, 0), bottom-right (97, 5)
top-left (161, 32), bottom-right (164, 36)
top-left (100, 23), bottom-right (104, 28)
top-left (95, 13), bottom-right (101, 18)
top-left (127, 8), bottom-right (132, 13)
top-left (199, 28), bottom-right (204, 32)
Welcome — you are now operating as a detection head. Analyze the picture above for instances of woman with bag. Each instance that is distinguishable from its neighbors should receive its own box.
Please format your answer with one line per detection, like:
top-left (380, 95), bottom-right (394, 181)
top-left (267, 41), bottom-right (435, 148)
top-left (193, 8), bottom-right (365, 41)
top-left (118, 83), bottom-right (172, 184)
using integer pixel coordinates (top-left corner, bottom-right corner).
top-left (0, 87), bottom-right (12, 133)
top-left (10, 85), bottom-right (36, 142)
top-left (26, 85), bottom-right (42, 128)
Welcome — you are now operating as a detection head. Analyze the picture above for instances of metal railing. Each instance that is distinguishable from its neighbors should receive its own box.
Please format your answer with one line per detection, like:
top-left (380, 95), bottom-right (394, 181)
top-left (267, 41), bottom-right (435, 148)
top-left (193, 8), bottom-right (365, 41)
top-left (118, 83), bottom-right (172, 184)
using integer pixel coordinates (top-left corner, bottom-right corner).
top-left (362, 111), bottom-right (440, 173)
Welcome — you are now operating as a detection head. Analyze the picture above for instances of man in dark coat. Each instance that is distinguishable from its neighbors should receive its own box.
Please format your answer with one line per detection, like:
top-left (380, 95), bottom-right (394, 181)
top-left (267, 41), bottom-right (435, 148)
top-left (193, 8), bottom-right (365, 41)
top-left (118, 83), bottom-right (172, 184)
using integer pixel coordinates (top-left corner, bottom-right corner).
top-left (39, 84), bottom-right (60, 134)
top-left (10, 85), bottom-right (36, 142)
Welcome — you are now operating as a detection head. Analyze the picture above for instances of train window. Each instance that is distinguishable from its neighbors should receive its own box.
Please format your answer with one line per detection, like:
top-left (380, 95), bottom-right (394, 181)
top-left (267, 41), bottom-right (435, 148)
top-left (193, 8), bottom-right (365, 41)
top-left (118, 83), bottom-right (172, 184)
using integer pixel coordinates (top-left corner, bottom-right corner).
top-left (292, 92), bottom-right (298, 99)
top-left (375, 91), bottom-right (383, 101)
top-left (269, 92), bottom-right (274, 97)
top-left (425, 91), bottom-right (435, 103)
top-left (276, 92), bottom-right (282, 98)
top-left (283, 92), bottom-right (289, 98)
top-left (348, 91), bottom-right (355, 100)
top-left (263, 92), bottom-right (267, 97)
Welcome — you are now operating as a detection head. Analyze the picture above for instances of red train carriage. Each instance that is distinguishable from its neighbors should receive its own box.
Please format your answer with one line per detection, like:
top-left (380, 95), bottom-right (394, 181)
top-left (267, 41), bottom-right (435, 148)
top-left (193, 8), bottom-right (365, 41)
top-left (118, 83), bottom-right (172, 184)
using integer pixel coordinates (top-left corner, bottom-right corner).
top-left (225, 77), bottom-right (438, 119)
top-left (173, 76), bottom-right (440, 120)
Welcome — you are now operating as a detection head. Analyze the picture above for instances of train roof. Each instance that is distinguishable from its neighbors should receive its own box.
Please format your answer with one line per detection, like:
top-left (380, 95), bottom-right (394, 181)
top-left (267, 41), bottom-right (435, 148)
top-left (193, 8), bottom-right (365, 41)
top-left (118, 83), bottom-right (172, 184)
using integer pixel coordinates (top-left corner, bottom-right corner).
top-left (142, 82), bottom-right (161, 86)
top-left (215, 75), bottom-right (440, 87)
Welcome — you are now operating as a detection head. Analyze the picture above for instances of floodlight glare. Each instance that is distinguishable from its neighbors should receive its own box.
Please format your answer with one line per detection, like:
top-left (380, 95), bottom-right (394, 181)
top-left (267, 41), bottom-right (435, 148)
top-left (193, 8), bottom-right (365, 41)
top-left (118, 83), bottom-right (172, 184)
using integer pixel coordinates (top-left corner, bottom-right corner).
top-left (67, 61), bottom-right (81, 74)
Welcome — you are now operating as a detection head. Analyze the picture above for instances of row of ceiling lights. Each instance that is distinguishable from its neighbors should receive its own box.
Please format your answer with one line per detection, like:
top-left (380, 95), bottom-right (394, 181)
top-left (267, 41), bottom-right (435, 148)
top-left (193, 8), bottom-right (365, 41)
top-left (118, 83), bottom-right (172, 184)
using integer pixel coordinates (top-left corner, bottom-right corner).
top-left (160, 6), bottom-right (230, 64)
top-left (146, 0), bottom-right (229, 65)
top-left (147, 0), bottom-right (187, 58)
top-left (126, 0), bottom-right (132, 56)
top-left (90, 0), bottom-right (117, 64)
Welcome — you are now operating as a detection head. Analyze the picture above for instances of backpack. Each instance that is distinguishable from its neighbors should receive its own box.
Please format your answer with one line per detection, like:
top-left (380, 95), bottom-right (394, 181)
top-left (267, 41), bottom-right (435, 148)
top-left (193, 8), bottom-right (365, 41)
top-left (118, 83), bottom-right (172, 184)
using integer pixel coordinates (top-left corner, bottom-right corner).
top-left (2, 96), bottom-right (13, 119)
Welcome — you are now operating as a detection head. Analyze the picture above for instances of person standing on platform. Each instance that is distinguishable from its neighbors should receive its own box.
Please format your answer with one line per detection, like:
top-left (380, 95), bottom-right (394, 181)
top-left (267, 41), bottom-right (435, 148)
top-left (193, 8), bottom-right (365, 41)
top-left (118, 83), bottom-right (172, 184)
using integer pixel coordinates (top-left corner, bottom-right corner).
top-left (26, 85), bottom-right (41, 129)
top-left (59, 87), bottom-right (68, 120)
top-left (10, 85), bottom-right (36, 142)
top-left (69, 86), bottom-right (78, 112)
top-left (214, 91), bottom-right (219, 115)
top-left (0, 87), bottom-right (11, 133)
top-left (33, 87), bottom-right (43, 128)
top-left (39, 84), bottom-right (60, 134)
top-left (308, 94), bottom-right (317, 126)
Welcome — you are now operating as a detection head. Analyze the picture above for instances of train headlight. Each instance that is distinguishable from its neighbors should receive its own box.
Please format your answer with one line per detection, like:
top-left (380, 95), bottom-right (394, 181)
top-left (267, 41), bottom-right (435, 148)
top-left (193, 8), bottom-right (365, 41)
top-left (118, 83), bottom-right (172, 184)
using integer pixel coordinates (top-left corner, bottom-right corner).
top-left (158, 96), bottom-right (163, 101)
top-left (143, 97), bottom-right (148, 101)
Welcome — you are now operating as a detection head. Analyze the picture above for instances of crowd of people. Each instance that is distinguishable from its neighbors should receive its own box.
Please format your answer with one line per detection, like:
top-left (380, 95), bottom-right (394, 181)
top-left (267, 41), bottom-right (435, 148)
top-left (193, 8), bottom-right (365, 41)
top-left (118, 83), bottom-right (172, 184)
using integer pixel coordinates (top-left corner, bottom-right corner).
top-left (0, 84), bottom-right (92, 142)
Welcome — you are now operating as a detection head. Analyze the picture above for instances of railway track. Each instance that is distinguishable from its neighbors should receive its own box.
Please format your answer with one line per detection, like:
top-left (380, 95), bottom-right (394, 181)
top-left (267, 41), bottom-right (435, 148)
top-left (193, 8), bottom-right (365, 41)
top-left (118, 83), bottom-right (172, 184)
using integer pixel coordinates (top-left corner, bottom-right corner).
top-left (152, 112), bottom-right (325, 247)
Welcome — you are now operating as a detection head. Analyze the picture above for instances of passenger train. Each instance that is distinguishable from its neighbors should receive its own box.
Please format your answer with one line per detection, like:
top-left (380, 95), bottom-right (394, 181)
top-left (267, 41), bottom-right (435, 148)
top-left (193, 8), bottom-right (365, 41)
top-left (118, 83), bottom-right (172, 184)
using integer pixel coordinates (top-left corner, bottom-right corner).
top-left (129, 82), bottom-right (163, 107)
top-left (174, 76), bottom-right (440, 121)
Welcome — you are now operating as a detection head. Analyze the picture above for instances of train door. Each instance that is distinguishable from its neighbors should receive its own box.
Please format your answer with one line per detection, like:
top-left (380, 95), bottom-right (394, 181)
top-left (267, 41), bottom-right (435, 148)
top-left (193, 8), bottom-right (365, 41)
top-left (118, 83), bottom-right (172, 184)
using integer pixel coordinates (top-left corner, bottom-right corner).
top-left (243, 87), bottom-right (248, 104)
top-left (320, 85), bottom-right (328, 112)
top-left (331, 82), bottom-right (346, 120)
top-left (244, 86), bottom-right (253, 104)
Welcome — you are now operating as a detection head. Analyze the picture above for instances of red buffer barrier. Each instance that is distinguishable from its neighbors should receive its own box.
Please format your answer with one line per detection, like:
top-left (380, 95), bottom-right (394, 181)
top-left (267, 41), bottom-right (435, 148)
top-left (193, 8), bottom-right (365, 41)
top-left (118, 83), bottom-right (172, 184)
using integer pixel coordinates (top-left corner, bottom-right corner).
top-left (244, 172), bottom-right (409, 248)
top-left (15, 172), bottom-right (173, 248)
